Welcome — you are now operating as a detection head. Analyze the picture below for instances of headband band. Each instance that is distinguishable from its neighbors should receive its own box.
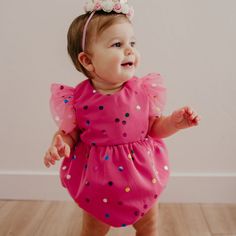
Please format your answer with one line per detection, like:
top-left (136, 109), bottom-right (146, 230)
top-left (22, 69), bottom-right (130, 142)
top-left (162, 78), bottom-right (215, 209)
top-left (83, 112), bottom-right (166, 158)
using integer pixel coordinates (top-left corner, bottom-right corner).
top-left (82, 11), bottom-right (96, 51)
top-left (82, 0), bottom-right (134, 51)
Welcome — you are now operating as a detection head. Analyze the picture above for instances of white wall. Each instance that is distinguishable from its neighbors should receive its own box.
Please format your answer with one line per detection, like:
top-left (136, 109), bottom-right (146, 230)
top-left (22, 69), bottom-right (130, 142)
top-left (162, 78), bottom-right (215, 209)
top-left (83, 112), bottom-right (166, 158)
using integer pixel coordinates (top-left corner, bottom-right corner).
top-left (0, 0), bottom-right (235, 202)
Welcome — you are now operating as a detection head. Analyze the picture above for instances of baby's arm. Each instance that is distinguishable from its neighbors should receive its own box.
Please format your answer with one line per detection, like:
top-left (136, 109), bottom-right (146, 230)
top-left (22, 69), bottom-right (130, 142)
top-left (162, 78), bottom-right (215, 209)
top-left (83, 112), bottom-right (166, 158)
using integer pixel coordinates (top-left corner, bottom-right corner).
top-left (149, 106), bottom-right (200, 139)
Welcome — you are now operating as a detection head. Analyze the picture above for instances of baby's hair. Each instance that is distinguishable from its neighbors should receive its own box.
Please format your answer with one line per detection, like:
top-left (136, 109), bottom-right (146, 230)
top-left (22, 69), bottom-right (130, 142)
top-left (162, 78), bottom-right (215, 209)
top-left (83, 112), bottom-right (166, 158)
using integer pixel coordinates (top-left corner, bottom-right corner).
top-left (67, 11), bottom-right (131, 78)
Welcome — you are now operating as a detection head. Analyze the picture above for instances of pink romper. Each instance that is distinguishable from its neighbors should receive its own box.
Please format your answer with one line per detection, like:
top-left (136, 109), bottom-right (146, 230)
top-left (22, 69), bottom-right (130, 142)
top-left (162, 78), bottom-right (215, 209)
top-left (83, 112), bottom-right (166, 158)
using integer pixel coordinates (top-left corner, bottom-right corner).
top-left (50, 73), bottom-right (170, 227)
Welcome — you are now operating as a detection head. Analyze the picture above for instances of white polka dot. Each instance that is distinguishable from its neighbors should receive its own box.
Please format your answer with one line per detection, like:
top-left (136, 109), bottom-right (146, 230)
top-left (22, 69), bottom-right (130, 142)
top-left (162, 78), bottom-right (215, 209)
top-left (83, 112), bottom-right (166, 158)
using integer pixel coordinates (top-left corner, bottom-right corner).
top-left (136, 105), bottom-right (141, 110)
top-left (66, 174), bottom-right (71, 180)
top-left (102, 198), bottom-right (108, 203)
top-left (152, 83), bottom-right (157, 87)
top-left (93, 90), bottom-right (96, 93)
top-left (147, 150), bottom-right (151, 155)
top-left (55, 116), bottom-right (60, 121)
top-left (128, 153), bottom-right (132, 160)
top-left (156, 107), bottom-right (161, 112)
top-left (164, 165), bottom-right (169, 171)
top-left (62, 166), bottom-right (67, 170)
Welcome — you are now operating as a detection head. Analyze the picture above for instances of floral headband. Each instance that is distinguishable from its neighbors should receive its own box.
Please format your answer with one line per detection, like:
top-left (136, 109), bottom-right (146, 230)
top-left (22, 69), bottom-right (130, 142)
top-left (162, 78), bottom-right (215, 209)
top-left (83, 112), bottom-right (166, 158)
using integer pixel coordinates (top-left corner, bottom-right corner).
top-left (82, 0), bottom-right (134, 51)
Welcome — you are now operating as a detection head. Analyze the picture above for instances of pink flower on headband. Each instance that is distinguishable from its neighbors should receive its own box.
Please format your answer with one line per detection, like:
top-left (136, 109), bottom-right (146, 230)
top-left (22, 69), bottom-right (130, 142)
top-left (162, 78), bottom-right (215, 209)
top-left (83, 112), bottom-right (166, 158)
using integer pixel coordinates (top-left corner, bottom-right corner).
top-left (95, 2), bottom-right (102, 10)
top-left (114, 3), bottom-right (122, 13)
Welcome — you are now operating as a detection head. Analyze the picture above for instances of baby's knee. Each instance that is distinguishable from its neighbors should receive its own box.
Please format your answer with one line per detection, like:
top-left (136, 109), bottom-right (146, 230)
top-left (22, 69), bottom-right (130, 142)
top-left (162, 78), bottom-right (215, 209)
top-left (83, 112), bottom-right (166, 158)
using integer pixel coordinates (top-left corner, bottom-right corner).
top-left (133, 207), bottom-right (159, 235)
top-left (80, 211), bottom-right (110, 236)
top-left (134, 218), bottom-right (158, 235)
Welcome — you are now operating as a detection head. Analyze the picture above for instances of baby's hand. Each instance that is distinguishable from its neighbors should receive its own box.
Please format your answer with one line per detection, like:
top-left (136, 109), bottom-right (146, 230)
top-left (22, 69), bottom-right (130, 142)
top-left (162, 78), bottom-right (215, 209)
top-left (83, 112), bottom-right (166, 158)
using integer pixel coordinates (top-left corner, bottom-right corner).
top-left (44, 134), bottom-right (71, 168)
top-left (171, 106), bottom-right (201, 130)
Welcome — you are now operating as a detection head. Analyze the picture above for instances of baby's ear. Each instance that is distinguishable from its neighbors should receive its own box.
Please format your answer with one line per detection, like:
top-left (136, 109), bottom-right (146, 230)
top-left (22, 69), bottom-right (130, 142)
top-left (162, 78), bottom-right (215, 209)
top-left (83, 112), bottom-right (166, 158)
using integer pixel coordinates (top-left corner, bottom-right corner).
top-left (78, 52), bottom-right (94, 72)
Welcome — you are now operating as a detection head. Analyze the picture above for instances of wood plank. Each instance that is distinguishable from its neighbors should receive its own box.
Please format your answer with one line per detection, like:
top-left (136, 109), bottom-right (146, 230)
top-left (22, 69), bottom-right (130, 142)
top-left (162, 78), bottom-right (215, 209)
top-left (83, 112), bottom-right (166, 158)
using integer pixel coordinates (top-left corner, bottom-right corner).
top-left (34, 201), bottom-right (82, 236)
top-left (0, 200), bottom-right (52, 236)
top-left (202, 204), bottom-right (236, 234)
top-left (158, 203), bottom-right (211, 236)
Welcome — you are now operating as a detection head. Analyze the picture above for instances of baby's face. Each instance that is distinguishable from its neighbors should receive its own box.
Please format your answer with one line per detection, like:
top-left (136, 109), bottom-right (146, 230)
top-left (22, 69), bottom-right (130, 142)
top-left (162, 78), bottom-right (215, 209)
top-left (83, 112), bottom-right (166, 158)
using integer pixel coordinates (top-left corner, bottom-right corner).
top-left (89, 21), bottom-right (140, 86)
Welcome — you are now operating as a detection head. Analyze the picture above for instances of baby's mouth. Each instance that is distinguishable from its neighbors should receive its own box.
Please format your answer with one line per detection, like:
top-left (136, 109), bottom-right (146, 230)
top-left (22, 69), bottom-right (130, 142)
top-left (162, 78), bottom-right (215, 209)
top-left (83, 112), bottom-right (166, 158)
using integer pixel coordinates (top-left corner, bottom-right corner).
top-left (121, 62), bottom-right (134, 68)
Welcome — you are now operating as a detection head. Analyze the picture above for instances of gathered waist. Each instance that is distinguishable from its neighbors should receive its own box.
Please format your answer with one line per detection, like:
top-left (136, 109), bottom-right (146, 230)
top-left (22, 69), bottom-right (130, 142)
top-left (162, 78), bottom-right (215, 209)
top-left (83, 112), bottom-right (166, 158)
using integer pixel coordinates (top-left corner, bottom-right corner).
top-left (80, 136), bottom-right (155, 148)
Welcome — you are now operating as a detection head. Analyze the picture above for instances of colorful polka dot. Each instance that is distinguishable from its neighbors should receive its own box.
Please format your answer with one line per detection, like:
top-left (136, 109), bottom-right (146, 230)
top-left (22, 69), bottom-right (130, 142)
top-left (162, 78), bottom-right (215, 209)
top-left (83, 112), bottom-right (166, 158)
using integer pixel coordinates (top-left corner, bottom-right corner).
top-left (105, 213), bottom-right (110, 218)
top-left (102, 198), bottom-right (108, 203)
top-left (99, 106), bottom-right (104, 110)
top-left (118, 166), bottom-right (124, 171)
top-left (108, 181), bottom-right (113, 186)
top-left (72, 155), bottom-right (76, 160)
top-left (134, 210), bottom-right (140, 216)
top-left (83, 105), bottom-right (88, 110)
top-left (128, 153), bottom-right (132, 160)
top-left (60, 85), bottom-right (64, 90)
top-left (115, 118), bottom-right (120, 122)
top-left (125, 187), bottom-right (131, 192)
top-left (152, 178), bottom-right (157, 184)
top-left (93, 89), bottom-right (96, 93)
top-left (121, 224), bottom-right (127, 227)
top-left (164, 165), bottom-right (169, 171)
top-left (66, 174), bottom-right (71, 180)
top-left (64, 99), bottom-right (69, 104)
top-left (86, 120), bottom-right (90, 125)
top-left (122, 120), bottom-right (127, 125)
top-left (136, 105), bottom-right (141, 110)
top-left (55, 116), bottom-right (60, 121)
top-left (62, 166), bottom-right (67, 170)
top-left (105, 155), bottom-right (110, 160)
top-left (125, 113), bottom-right (130, 117)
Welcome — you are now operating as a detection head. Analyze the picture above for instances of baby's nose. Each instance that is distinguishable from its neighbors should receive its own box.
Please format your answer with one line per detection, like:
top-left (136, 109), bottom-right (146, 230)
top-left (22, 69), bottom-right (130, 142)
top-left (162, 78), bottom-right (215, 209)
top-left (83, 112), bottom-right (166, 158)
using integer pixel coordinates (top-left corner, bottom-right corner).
top-left (125, 46), bottom-right (133, 56)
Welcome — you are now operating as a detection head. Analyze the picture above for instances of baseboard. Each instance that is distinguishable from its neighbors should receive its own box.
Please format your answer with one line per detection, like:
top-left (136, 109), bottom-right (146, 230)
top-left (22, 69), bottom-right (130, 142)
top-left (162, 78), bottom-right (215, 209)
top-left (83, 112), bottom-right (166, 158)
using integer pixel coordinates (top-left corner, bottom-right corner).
top-left (0, 171), bottom-right (235, 203)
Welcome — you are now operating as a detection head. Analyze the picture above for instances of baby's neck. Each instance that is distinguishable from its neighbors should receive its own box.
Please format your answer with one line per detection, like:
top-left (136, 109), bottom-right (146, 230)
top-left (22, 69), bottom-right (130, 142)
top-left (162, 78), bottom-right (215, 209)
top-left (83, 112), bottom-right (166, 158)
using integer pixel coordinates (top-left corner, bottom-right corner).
top-left (90, 79), bottom-right (124, 95)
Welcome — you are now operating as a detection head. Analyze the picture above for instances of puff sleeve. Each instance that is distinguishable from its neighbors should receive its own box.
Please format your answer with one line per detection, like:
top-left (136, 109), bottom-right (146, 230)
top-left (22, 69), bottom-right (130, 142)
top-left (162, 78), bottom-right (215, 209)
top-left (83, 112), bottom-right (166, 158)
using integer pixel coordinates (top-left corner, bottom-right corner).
top-left (49, 84), bottom-right (77, 134)
top-left (141, 73), bottom-right (167, 117)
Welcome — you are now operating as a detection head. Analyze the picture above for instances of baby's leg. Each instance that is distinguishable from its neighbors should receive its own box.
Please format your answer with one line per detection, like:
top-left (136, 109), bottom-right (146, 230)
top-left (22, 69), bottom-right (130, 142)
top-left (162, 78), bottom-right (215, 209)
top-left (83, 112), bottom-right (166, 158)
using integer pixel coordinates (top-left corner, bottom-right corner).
top-left (133, 203), bottom-right (159, 236)
top-left (80, 210), bottom-right (111, 236)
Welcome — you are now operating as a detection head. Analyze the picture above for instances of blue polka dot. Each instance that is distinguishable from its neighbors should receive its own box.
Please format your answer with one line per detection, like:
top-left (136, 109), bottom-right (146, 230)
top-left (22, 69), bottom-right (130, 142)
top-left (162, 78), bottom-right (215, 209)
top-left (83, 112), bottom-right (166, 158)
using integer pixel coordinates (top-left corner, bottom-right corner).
top-left (122, 224), bottom-right (127, 227)
top-left (105, 213), bottom-right (110, 218)
top-left (105, 155), bottom-right (110, 160)
top-left (118, 166), bottom-right (124, 171)
top-left (64, 99), bottom-right (69, 104)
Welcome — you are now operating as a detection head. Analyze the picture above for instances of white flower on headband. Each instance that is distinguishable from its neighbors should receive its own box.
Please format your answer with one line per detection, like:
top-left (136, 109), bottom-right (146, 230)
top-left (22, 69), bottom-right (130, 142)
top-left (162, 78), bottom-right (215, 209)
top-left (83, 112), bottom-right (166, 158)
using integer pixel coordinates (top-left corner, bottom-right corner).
top-left (84, 0), bottom-right (134, 20)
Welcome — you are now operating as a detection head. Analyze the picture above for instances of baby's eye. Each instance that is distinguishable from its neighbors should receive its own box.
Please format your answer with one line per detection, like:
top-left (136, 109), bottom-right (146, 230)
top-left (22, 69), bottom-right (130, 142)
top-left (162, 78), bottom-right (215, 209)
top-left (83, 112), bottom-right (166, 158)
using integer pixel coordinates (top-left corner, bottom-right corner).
top-left (112, 42), bottom-right (122, 47)
top-left (130, 41), bottom-right (136, 47)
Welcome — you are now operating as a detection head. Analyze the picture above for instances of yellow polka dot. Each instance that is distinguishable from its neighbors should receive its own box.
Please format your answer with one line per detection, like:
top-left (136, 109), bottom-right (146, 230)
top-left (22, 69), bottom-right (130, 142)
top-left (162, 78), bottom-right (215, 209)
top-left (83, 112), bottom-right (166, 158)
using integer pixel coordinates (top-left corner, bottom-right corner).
top-left (152, 178), bottom-right (157, 184)
top-left (125, 187), bottom-right (131, 192)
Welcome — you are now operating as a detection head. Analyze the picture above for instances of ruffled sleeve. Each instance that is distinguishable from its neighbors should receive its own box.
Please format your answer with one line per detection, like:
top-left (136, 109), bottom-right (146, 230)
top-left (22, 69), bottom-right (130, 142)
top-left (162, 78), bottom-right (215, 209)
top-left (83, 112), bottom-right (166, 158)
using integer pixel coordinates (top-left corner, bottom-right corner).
top-left (49, 84), bottom-right (77, 134)
top-left (141, 73), bottom-right (167, 117)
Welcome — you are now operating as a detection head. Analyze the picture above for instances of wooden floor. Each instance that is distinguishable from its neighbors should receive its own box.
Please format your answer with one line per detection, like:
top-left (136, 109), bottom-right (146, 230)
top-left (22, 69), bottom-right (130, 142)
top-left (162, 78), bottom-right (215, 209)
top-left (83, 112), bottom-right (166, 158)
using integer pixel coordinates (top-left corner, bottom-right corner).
top-left (0, 200), bottom-right (235, 236)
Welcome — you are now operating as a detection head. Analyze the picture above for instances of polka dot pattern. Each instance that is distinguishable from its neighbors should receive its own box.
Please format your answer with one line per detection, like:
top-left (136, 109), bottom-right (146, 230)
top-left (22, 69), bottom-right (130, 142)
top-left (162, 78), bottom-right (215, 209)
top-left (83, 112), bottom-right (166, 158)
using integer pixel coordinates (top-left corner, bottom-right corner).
top-left (53, 74), bottom-right (169, 227)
